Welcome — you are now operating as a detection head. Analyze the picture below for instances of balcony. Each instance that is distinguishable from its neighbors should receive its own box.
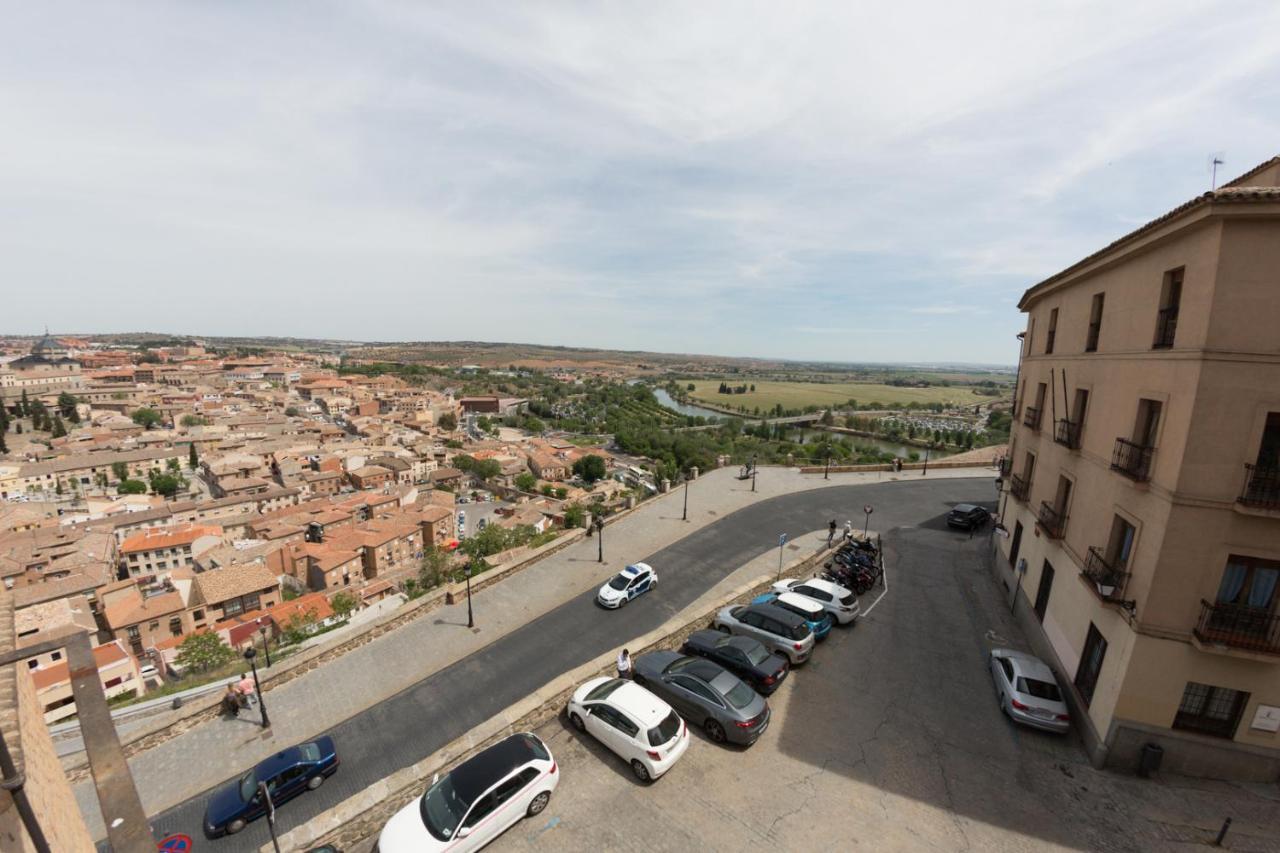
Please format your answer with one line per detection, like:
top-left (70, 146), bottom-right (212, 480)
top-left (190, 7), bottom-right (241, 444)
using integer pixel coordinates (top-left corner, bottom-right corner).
top-left (997, 457), bottom-right (1011, 478)
top-left (1111, 437), bottom-right (1154, 482)
top-left (1194, 600), bottom-right (1280, 656)
top-left (1037, 501), bottom-right (1067, 539)
top-left (1153, 307), bottom-right (1178, 349)
top-left (1023, 406), bottom-right (1042, 431)
top-left (1009, 474), bottom-right (1030, 502)
top-left (1054, 419), bottom-right (1081, 450)
top-left (1239, 464), bottom-right (1280, 510)
top-left (1081, 546), bottom-right (1127, 602)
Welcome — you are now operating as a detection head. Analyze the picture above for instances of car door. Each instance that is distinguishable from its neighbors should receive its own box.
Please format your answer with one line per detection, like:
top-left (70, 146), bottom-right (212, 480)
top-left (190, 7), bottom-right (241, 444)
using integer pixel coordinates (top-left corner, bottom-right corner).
top-left (455, 788), bottom-right (502, 850)
top-left (719, 646), bottom-right (751, 680)
top-left (485, 770), bottom-right (537, 842)
top-left (585, 704), bottom-right (628, 759)
top-left (634, 569), bottom-right (651, 595)
top-left (668, 674), bottom-right (720, 724)
top-left (991, 655), bottom-right (1014, 705)
top-left (272, 765), bottom-right (308, 804)
top-left (737, 610), bottom-right (764, 645)
top-left (756, 617), bottom-right (785, 654)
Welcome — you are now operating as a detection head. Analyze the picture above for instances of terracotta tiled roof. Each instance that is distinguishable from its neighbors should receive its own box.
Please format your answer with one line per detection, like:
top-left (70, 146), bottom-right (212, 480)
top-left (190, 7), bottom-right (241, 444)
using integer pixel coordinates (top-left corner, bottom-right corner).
top-left (103, 590), bottom-right (185, 629)
top-left (31, 641), bottom-right (132, 691)
top-left (267, 593), bottom-right (335, 624)
top-left (192, 563), bottom-right (278, 606)
top-left (120, 523), bottom-right (223, 555)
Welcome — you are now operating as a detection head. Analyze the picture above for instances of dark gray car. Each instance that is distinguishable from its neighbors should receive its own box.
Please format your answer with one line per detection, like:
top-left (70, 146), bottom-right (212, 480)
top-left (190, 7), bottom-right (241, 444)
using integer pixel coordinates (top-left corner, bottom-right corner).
top-left (632, 651), bottom-right (770, 746)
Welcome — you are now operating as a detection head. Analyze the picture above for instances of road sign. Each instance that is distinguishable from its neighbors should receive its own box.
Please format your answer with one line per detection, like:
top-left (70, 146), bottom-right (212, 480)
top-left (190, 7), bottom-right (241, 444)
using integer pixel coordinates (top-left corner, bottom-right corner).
top-left (863, 504), bottom-right (873, 515)
top-left (158, 834), bottom-right (193, 853)
top-left (778, 533), bottom-right (787, 547)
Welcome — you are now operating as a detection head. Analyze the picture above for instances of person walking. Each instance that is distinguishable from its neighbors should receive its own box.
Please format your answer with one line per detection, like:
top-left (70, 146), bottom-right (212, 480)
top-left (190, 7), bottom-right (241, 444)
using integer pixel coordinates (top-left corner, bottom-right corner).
top-left (237, 672), bottom-right (257, 707)
top-left (843, 520), bottom-right (853, 542)
top-left (616, 648), bottom-right (633, 680)
top-left (827, 519), bottom-right (837, 546)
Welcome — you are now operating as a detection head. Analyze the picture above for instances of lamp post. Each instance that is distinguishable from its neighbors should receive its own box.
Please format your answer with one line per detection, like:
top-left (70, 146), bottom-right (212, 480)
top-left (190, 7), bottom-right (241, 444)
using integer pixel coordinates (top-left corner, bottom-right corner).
top-left (751, 455), bottom-right (758, 493)
top-left (465, 562), bottom-right (474, 629)
top-left (595, 516), bottom-right (605, 562)
top-left (824, 447), bottom-right (831, 480)
top-left (258, 781), bottom-right (282, 853)
top-left (922, 446), bottom-right (930, 476)
top-left (258, 621), bottom-right (271, 668)
top-left (682, 476), bottom-right (689, 522)
top-left (863, 504), bottom-right (873, 538)
top-left (243, 646), bottom-right (269, 728)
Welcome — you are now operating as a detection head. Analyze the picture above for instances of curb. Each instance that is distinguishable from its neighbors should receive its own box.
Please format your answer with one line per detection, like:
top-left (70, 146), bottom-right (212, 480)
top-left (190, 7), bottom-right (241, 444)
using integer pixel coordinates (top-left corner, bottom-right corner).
top-left (270, 537), bottom-right (840, 852)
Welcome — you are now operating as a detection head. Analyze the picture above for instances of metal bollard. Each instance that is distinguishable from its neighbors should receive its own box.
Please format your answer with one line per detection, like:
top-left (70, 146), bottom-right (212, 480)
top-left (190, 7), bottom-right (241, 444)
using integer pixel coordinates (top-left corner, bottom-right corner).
top-left (1214, 817), bottom-right (1232, 846)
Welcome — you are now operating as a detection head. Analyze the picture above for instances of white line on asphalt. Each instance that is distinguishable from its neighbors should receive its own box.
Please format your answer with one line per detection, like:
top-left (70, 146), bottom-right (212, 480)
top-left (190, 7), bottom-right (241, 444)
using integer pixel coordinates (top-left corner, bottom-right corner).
top-left (860, 556), bottom-right (890, 617)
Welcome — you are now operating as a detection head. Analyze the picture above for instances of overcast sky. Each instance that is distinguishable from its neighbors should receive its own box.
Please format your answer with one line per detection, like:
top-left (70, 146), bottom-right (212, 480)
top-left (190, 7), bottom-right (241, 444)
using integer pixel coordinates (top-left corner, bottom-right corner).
top-left (4, 2), bottom-right (1278, 365)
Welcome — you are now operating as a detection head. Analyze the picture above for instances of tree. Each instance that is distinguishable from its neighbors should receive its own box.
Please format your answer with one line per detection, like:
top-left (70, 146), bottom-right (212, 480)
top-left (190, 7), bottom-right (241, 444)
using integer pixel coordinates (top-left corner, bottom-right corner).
top-left (50, 416), bottom-right (67, 438)
top-left (166, 457), bottom-right (181, 472)
top-left (573, 454), bottom-right (607, 484)
top-left (189, 443), bottom-right (199, 469)
top-left (437, 412), bottom-right (457, 431)
top-left (131, 407), bottom-right (162, 430)
top-left (515, 472), bottom-right (537, 492)
top-left (281, 609), bottom-right (320, 645)
top-left (55, 478), bottom-right (63, 496)
top-left (18, 391), bottom-right (29, 418)
top-left (149, 473), bottom-right (183, 497)
top-left (563, 503), bottom-right (585, 528)
top-left (180, 414), bottom-right (209, 427)
top-left (419, 545), bottom-right (454, 590)
top-left (111, 461), bottom-right (130, 481)
top-left (521, 415), bottom-right (545, 434)
top-left (0, 432), bottom-right (6, 454)
top-left (57, 392), bottom-right (79, 422)
top-left (284, 406), bottom-right (300, 417)
top-left (554, 487), bottom-right (568, 499)
top-left (541, 484), bottom-right (555, 496)
top-left (331, 591), bottom-right (358, 619)
top-left (175, 631), bottom-right (236, 673)
top-left (118, 479), bottom-right (147, 494)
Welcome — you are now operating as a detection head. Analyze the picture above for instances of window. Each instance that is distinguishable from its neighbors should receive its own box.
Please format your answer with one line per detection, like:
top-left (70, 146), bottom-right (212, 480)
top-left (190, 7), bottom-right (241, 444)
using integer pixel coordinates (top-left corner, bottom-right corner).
top-left (148, 621), bottom-right (159, 633)
top-left (1214, 556), bottom-right (1280, 611)
top-left (1105, 516), bottom-right (1137, 571)
top-left (1074, 623), bottom-right (1108, 707)
top-left (193, 609), bottom-right (205, 622)
top-left (462, 792), bottom-right (498, 829)
top-left (671, 675), bottom-right (722, 706)
top-left (1133, 399), bottom-right (1162, 448)
top-left (1009, 521), bottom-right (1024, 569)
top-left (1045, 308), bottom-right (1058, 354)
top-left (27, 659), bottom-right (38, 670)
top-left (104, 676), bottom-right (123, 688)
top-left (127, 626), bottom-right (140, 640)
top-left (51, 651), bottom-right (62, 662)
top-left (223, 598), bottom-right (244, 618)
top-left (1173, 682), bottom-right (1249, 739)
top-left (169, 617), bottom-right (183, 637)
top-left (1154, 268), bottom-right (1182, 348)
top-left (243, 593), bottom-right (261, 612)
top-left (1033, 561), bottom-right (1054, 623)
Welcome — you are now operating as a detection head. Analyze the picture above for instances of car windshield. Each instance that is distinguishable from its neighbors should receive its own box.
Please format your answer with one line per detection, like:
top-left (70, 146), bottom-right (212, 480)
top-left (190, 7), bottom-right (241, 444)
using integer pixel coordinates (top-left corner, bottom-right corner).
top-left (741, 643), bottom-right (769, 666)
top-left (952, 504), bottom-right (976, 513)
top-left (840, 593), bottom-right (857, 606)
top-left (237, 770), bottom-right (257, 802)
top-left (298, 742), bottom-right (321, 762)
top-left (419, 774), bottom-right (469, 842)
top-left (1017, 677), bottom-right (1062, 702)
top-left (586, 679), bottom-right (625, 702)
top-left (608, 574), bottom-right (630, 590)
top-left (648, 711), bottom-right (681, 746)
top-left (724, 679), bottom-right (756, 709)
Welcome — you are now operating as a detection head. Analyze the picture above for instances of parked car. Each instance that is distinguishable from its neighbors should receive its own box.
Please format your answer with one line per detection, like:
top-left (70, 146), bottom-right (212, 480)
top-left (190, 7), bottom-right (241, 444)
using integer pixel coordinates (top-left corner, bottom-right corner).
top-left (378, 732), bottom-right (558, 852)
top-left (596, 563), bottom-right (658, 609)
top-left (632, 652), bottom-right (770, 746)
top-left (750, 591), bottom-right (834, 640)
top-left (712, 603), bottom-right (815, 665)
top-left (947, 504), bottom-right (990, 531)
top-left (567, 676), bottom-right (690, 782)
top-left (772, 577), bottom-right (859, 625)
top-left (680, 629), bottom-right (789, 695)
top-left (988, 649), bottom-right (1071, 733)
top-left (203, 737), bottom-right (339, 837)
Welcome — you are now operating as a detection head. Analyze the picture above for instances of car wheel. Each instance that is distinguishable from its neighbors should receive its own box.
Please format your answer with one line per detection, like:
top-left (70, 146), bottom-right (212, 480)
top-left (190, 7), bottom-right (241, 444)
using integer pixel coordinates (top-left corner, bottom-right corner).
top-left (704, 719), bottom-right (726, 744)
top-left (631, 759), bottom-right (652, 783)
top-left (618, 596), bottom-right (628, 608)
top-left (527, 790), bottom-right (551, 817)
top-left (227, 818), bottom-right (246, 835)
top-left (570, 712), bottom-right (586, 732)
top-left (716, 624), bottom-right (730, 634)
top-left (307, 774), bottom-right (324, 791)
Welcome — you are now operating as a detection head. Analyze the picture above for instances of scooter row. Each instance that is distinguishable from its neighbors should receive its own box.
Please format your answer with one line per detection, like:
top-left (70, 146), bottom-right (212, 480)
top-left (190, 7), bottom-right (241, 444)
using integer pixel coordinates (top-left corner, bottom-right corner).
top-left (821, 538), bottom-right (883, 595)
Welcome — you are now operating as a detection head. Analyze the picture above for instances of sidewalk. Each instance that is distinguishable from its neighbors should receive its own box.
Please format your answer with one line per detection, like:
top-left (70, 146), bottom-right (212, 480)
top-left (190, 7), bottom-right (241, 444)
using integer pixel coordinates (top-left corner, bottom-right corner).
top-left (72, 463), bottom-right (993, 838)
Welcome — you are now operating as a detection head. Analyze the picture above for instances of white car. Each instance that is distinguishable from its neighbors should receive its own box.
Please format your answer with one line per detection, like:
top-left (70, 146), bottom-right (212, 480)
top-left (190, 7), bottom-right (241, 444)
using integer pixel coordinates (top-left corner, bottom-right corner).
top-left (988, 649), bottom-right (1071, 733)
top-left (772, 577), bottom-right (860, 625)
top-left (596, 563), bottom-right (658, 609)
top-left (378, 732), bottom-right (558, 852)
top-left (567, 677), bottom-right (690, 782)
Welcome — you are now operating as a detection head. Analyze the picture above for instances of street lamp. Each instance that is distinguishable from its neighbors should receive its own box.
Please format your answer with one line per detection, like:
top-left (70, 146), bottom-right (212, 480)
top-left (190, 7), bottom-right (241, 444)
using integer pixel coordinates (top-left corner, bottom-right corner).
top-left (751, 455), bottom-right (758, 493)
top-left (682, 475), bottom-right (689, 522)
top-left (242, 646), bottom-right (269, 728)
top-left (595, 516), bottom-right (605, 562)
top-left (258, 781), bottom-right (282, 853)
top-left (258, 620), bottom-right (271, 668)
top-left (824, 447), bottom-right (831, 480)
top-left (922, 446), bottom-right (930, 476)
top-left (465, 562), bottom-right (475, 629)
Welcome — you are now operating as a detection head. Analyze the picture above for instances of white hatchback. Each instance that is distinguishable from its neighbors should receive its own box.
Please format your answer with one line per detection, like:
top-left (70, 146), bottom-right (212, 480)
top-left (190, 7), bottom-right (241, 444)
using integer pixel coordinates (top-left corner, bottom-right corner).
top-left (378, 732), bottom-right (558, 852)
top-left (772, 577), bottom-right (860, 625)
top-left (567, 677), bottom-right (690, 782)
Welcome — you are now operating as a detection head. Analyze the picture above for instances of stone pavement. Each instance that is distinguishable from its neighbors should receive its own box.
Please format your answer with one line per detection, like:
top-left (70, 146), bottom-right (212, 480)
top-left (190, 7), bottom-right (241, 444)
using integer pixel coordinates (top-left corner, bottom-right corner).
top-left (72, 463), bottom-right (993, 839)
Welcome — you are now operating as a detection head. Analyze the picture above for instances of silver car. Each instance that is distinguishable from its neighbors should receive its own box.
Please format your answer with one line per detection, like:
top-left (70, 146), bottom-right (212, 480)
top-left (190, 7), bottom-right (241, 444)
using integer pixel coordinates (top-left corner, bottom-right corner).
top-left (988, 649), bottom-right (1071, 733)
top-left (712, 603), bottom-right (814, 665)
top-left (632, 652), bottom-right (770, 746)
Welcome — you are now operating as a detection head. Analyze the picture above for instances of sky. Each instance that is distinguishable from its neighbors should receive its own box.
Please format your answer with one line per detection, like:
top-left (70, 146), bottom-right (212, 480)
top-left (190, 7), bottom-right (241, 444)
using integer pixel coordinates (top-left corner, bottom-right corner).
top-left (4, 2), bottom-right (1279, 365)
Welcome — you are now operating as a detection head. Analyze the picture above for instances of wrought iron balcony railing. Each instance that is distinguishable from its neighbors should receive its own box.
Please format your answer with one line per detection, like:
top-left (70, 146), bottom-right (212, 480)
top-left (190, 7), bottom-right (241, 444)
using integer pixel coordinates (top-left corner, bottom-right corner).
top-left (1153, 307), bottom-right (1178, 349)
top-left (1081, 546), bottom-right (1127, 602)
top-left (1239, 464), bottom-right (1280, 509)
top-left (1037, 501), bottom-right (1067, 539)
top-left (1009, 474), bottom-right (1030, 502)
top-left (1054, 419), bottom-right (1081, 450)
top-left (1194, 599), bottom-right (1280, 655)
top-left (1023, 406), bottom-right (1042, 431)
top-left (1112, 438), bottom-right (1154, 482)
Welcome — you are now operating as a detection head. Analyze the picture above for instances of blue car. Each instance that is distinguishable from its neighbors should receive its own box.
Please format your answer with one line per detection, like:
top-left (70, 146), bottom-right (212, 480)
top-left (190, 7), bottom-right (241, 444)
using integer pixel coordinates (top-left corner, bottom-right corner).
top-left (203, 736), bottom-right (339, 838)
top-left (751, 592), bottom-right (834, 641)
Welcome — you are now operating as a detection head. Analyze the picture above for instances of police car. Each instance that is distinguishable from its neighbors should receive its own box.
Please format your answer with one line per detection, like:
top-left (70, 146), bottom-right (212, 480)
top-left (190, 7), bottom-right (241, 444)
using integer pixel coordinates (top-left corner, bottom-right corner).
top-left (596, 563), bottom-right (658, 609)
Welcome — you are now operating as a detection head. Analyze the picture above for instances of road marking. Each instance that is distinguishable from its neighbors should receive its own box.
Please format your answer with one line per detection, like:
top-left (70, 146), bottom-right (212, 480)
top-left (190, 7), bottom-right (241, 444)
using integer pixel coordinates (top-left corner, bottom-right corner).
top-left (859, 557), bottom-right (890, 617)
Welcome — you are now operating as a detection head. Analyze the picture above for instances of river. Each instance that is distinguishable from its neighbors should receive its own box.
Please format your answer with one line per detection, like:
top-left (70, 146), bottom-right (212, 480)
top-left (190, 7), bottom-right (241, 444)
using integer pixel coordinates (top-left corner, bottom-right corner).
top-left (650, 387), bottom-right (953, 459)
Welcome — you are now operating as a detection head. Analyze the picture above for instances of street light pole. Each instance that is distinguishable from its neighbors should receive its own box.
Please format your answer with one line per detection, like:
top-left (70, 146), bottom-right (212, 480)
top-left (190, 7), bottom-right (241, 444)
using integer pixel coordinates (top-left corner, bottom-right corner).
top-left (259, 781), bottom-right (282, 853)
top-left (682, 477), bottom-right (689, 522)
top-left (922, 447), bottom-right (930, 476)
top-left (824, 450), bottom-right (830, 480)
top-left (243, 646), bottom-right (269, 728)
top-left (596, 517), bottom-right (605, 562)
top-left (259, 621), bottom-right (271, 668)
top-left (465, 562), bottom-right (474, 628)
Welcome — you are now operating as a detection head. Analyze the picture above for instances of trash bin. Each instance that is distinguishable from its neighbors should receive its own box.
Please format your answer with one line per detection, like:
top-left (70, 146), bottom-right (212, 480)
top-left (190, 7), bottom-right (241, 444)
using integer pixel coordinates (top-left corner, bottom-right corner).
top-left (1138, 742), bottom-right (1164, 778)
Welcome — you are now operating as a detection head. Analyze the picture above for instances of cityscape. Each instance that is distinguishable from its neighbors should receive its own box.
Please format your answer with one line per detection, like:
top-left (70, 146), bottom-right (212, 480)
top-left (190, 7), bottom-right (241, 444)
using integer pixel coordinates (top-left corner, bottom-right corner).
top-left (3, 4), bottom-right (1280, 853)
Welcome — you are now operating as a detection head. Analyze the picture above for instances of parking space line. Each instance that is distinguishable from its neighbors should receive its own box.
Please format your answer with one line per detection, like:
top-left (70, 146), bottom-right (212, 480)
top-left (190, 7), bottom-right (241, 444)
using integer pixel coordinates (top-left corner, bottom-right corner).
top-left (859, 557), bottom-right (890, 617)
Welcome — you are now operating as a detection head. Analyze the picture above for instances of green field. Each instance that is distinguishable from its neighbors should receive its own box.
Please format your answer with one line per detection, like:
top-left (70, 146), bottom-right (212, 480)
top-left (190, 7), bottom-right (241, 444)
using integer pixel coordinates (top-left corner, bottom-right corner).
top-left (685, 379), bottom-right (1001, 411)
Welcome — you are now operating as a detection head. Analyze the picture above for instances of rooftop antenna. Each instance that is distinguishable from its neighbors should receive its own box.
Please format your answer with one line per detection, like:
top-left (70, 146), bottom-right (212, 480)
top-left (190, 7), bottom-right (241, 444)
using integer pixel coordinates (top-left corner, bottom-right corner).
top-left (1209, 152), bottom-right (1225, 190)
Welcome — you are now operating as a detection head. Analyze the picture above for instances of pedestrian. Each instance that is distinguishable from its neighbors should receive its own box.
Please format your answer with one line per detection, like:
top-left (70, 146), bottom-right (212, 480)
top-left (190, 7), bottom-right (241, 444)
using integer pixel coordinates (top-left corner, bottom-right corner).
top-left (222, 684), bottom-right (241, 718)
top-left (843, 520), bottom-right (853, 542)
top-left (827, 519), bottom-right (837, 546)
top-left (616, 648), bottom-right (632, 680)
top-left (237, 672), bottom-right (256, 707)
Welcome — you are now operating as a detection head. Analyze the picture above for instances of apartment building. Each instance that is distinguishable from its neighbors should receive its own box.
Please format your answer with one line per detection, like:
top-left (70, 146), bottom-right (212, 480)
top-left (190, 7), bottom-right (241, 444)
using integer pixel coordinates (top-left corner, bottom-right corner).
top-left (119, 523), bottom-right (223, 577)
top-left (996, 157), bottom-right (1280, 780)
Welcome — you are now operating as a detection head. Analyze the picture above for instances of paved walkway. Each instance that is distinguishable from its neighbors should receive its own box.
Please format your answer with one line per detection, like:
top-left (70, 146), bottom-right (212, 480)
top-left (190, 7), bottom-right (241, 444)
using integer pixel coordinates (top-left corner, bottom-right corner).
top-left (73, 463), bottom-right (994, 838)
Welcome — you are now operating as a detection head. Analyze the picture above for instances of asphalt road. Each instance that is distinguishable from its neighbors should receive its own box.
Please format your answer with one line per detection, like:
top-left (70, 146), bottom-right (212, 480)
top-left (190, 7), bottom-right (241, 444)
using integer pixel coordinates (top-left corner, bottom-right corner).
top-left (147, 477), bottom-right (994, 849)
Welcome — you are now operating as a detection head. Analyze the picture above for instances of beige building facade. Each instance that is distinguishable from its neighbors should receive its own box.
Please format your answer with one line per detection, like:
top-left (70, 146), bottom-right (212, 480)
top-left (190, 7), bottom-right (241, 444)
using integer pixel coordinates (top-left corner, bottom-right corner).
top-left (996, 157), bottom-right (1280, 780)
